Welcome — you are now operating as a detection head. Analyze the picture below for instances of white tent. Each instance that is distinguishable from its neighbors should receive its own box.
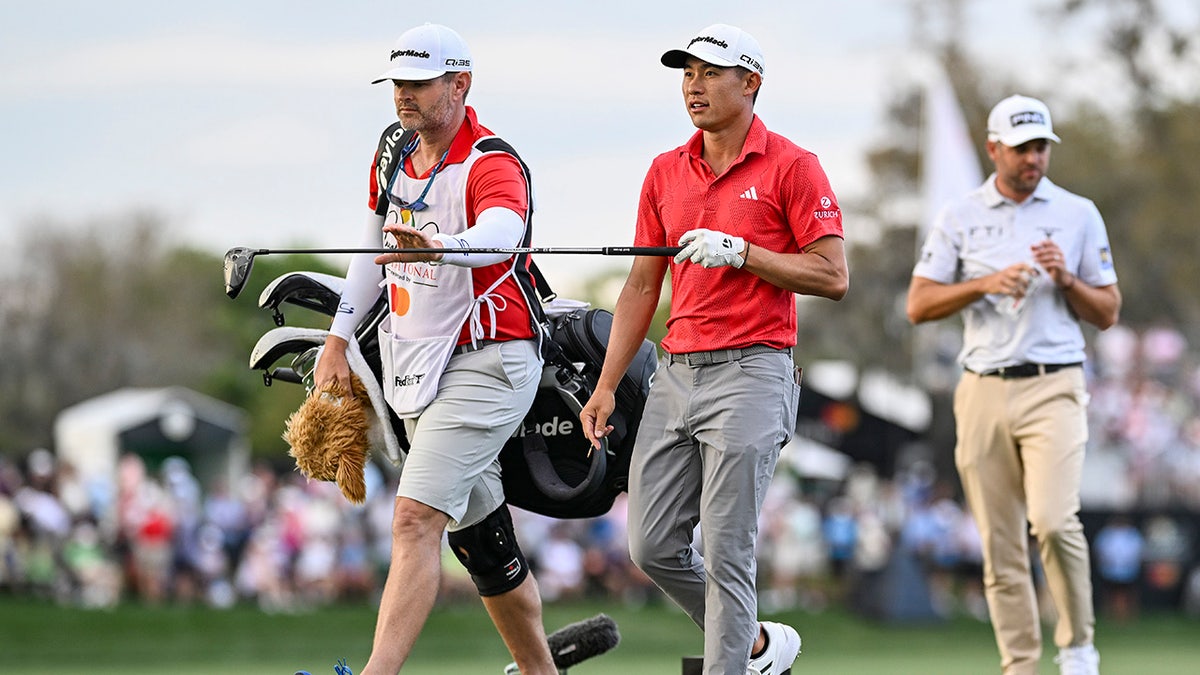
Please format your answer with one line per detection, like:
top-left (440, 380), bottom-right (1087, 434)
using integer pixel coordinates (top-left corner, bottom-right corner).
top-left (780, 436), bottom-right (853, 481)
top-left (53, 387), bottom-right (250, 496)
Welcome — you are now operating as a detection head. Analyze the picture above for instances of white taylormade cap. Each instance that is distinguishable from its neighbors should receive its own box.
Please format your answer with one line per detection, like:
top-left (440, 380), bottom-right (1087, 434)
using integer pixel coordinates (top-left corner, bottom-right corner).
top-left (661, 23), bottom-right (765, 76)
top-left (987, 94), bottom-right (1061, 146)
top-left (372, 23), bottom-right (472, 84)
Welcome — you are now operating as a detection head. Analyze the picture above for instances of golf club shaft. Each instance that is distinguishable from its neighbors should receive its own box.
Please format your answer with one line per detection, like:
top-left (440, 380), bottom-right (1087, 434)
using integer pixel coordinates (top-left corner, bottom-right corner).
top-left (246, 246), bottom-right (681, 256)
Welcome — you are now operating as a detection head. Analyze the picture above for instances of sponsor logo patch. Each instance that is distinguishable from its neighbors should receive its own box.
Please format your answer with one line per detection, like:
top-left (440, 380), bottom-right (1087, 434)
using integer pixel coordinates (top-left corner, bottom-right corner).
top-left (814, 195), bottom-right (839, 219)
top-left (391, 48), bottom-right (431, 61)
top-left (689, 35), bottom-right (729, 49)
top-left (511, 416), bottom-right (576, 438)
top-left (503, 557), bottom-right (523, 580)
top-left (739, 53), bottom-right (763, 74)
top-left (394, 373), bottom-right (426, 388)
top-left (1009, 111), bottom-right (1046, 127)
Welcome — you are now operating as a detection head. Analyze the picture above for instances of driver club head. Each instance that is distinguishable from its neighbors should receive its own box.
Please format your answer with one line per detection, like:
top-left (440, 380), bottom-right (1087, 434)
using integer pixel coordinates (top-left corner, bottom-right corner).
top-left (223, 247), bottom-right (258, 299)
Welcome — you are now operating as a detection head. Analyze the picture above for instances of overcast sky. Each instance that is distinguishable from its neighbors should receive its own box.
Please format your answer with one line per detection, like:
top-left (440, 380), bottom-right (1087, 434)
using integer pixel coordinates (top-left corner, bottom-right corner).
top-left (2, 1), bottom-right (1196, 294)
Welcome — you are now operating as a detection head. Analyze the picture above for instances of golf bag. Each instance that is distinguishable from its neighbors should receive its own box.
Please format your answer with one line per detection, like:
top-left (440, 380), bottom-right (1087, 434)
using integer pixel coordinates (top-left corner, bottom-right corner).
top-left (499, 305), bottom-right (657, 519)
top-left (251, 275), bottom-right (655, 519)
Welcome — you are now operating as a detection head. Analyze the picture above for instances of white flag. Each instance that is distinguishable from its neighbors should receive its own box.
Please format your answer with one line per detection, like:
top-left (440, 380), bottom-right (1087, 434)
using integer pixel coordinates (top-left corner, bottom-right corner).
top-left (920, 66), bottom-right (982, 236)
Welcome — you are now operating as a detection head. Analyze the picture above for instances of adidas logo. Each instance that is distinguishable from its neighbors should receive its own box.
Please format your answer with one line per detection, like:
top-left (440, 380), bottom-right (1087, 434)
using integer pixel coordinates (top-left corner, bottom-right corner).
top-left (740, 186), bottom-right (759, 200)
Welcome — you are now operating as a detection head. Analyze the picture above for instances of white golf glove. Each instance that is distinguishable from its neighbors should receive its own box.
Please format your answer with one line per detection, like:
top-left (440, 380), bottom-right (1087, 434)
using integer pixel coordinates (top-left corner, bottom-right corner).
top-left (674, 229), bottom-right (746, 269)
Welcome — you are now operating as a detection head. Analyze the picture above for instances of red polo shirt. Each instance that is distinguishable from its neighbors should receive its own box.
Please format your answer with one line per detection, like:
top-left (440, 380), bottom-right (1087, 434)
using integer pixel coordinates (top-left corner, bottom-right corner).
top-left (634, 115), bottom-right (843, 353)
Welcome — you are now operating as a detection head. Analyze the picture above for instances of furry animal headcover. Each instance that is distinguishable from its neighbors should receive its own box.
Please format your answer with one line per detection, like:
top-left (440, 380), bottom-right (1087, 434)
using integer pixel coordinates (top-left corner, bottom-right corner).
top-left (283, 374), bottom-right (371, 504)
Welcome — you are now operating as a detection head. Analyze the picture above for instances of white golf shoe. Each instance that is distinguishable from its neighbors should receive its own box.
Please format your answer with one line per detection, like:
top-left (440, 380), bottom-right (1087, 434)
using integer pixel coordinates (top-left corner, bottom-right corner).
top-left (747, 621), bottom-right (801, 675)
top-left (1054, 644), bottom-right (1100, 675)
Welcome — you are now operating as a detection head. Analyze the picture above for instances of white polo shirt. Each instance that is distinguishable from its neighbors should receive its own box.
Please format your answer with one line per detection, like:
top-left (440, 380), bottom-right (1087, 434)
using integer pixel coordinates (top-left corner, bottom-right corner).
top-left (913, 175), bottom-right (1118, 372)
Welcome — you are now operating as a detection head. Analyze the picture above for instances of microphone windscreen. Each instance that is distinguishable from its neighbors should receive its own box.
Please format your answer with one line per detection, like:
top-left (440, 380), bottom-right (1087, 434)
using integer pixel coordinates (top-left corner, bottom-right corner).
top-left (547, 613), bottom-right (621, 668)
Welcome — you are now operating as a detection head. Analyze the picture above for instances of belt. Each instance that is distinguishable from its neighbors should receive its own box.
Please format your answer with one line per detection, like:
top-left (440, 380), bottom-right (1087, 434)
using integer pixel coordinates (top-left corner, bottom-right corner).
top-left (668, 345), bottom-right (789, 366)
top-left (967, 362), bottom-right (1082, 379)
top-left (453, 339), bottom-right (500, 355)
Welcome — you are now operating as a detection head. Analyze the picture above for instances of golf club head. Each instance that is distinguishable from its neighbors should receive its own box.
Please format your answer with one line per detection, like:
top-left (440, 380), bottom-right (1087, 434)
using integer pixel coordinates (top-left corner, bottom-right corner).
top-left (249, 326), bottom-right (327, 371)
top-left (258, 271), bottom-right (347, 322)
top-left (223, 247), bottom-right (258, 299)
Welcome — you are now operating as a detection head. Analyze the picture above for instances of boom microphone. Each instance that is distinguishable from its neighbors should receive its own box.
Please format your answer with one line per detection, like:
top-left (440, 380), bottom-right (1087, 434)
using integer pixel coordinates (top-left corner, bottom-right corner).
top-left (548, 613), bottom-right (621, 668)
top-left (503, 613), bottom-right (621, 673)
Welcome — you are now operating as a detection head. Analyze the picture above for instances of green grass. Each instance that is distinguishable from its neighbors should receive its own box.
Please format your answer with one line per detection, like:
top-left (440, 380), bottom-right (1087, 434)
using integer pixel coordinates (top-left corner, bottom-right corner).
top-left (1, 596), bottom-right (1197, 674)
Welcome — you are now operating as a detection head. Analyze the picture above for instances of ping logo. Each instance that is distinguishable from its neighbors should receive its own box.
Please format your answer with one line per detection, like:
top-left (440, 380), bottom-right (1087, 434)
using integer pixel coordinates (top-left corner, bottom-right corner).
top-left (1009, 111), bottom-right (1046, 127)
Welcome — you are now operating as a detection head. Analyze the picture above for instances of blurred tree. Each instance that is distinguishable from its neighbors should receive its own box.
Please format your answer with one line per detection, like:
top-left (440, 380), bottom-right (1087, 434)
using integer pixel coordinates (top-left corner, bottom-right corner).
top-left (1047, 0), bottom-right (1200, 331)
top-left (0, 212), bottom-right (340, 461)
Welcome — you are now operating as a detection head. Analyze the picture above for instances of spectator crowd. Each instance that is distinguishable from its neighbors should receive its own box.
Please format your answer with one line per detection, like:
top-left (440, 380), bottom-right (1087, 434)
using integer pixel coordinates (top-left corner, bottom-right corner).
top-left (2, 325), bottom-right (1198, 618)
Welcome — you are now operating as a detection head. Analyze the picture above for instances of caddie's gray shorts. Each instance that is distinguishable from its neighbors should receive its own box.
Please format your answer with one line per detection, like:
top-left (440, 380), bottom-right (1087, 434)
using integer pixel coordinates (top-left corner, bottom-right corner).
top-left (398, 338), bottom-right (540, 531)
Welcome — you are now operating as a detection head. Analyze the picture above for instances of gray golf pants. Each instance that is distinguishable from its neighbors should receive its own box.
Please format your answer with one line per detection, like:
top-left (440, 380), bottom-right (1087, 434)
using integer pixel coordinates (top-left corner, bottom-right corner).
top-left (627, 348), bottom-right (800, 675)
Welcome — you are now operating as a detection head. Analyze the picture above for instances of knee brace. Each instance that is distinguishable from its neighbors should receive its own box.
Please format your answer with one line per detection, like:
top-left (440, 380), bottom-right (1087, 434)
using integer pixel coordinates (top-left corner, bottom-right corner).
top-left (447, 503), bottom-right (529, 597)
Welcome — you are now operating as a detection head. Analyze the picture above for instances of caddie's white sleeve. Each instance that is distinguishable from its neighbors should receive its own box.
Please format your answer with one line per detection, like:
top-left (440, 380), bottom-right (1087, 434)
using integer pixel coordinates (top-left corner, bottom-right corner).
top-left (431, 206), bottom-right (525, 267)
top-left (329, 212), bottom-right (386, 341)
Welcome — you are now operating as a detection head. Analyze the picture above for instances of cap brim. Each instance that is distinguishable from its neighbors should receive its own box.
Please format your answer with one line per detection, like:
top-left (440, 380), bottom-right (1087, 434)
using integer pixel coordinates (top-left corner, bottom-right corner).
top-left (371, 66), bottom-right (445, 84)
top-left (660, 48), bottom-right (738, 69)
top-left (994, 128), bottom-right (1061, 146)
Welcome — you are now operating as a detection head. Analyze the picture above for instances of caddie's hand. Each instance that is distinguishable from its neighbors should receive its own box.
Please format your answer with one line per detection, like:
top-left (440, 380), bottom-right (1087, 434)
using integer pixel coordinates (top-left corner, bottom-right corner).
top-left (314, 336), bottom-right (354, 398)
top-left (674, 228), bottom-right (747, 268)
top-left (580, 390), bottom-right (616, 452)
top-left (376, 224), bottom-right (443, 265)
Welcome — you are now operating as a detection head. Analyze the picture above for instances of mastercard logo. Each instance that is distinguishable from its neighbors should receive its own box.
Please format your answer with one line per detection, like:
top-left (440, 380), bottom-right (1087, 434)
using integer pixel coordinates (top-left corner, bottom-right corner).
top-left (389, 284), bottom-right (411, 316)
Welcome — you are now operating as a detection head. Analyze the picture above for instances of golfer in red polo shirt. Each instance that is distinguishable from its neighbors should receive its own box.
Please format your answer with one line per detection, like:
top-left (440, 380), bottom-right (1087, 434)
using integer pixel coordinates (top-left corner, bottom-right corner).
top-left (581, 23), bottom-right (848, 675)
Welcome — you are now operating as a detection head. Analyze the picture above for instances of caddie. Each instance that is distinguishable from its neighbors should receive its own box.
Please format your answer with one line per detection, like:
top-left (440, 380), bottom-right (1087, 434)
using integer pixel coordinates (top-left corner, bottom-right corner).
top-left (311, 22), bottom-right (557, 675)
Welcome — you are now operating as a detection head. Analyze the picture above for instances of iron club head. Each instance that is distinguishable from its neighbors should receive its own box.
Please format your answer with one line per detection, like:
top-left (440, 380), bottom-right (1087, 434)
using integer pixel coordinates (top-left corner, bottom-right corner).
top-left (223, 247), bottom-right (259, 299)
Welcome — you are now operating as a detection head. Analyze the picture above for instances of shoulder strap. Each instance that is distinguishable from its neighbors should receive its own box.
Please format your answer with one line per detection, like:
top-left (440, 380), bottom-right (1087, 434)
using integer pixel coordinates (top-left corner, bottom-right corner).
top-left (473, 136), bottom-right (557, 312)
top-left (373, 122), bottom-right (418, 217)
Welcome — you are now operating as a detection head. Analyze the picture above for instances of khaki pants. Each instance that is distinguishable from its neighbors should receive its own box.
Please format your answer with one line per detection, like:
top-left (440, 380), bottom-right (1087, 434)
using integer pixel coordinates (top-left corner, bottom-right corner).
top-left (953, 368), bottom-right (1095, 675)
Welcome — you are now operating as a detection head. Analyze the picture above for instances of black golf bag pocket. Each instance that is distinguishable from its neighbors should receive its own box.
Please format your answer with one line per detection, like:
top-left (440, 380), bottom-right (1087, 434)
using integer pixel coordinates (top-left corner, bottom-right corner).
top-left (499, 306), bottom-right (657, 519)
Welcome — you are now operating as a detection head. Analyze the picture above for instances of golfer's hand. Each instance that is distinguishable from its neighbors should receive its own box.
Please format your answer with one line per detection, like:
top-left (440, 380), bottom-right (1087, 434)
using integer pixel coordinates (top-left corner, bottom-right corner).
top-left (580, 389), bottom-right (616, 451)
top-left (985, 263), bottom-right (1039, 299)
top-left (377, 224), bottom-right (443, 264)
top-left (314, 336), bottom-right (354, 398)
top-left (675, 229), bottom-right (747, 268)
top-left (1031, 239), bottom-right (1074, 289)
